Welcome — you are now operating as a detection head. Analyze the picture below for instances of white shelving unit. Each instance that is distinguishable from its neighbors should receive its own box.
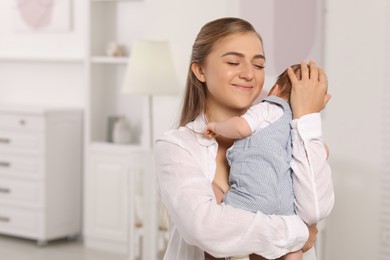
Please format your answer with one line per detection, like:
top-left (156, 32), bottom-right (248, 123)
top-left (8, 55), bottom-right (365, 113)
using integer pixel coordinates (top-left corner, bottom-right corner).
top-left (86, 0), bottom-right (148, 148)
top-left (83, 1), bottom-right (159, 260)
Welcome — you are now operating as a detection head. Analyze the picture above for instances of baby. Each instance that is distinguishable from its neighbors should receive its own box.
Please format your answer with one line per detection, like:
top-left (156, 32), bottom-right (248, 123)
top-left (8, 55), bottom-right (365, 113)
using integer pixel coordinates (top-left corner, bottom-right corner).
top-left (205, 64), bottom-right (329, 260)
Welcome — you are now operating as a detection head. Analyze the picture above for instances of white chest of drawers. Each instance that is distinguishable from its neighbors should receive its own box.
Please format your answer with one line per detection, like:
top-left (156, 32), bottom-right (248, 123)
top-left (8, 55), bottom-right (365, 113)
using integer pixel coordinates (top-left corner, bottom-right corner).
top-left (0, 106), bottom-right (82, 245)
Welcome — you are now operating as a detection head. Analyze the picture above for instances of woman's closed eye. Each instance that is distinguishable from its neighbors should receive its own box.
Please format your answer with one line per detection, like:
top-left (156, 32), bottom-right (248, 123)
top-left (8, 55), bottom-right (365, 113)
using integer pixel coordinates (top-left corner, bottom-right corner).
top-left (253, 64), bottom-right (265, 70)
top-left (227, 61), bottom-right (264, 68)
top-left (227, 61), bottom-right (240, 66)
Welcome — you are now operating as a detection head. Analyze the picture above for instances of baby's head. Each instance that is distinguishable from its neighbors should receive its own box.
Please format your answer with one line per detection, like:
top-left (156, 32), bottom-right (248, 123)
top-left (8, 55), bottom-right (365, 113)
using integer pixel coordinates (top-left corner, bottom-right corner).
top-left (269, 64), bottom-right (309, 102)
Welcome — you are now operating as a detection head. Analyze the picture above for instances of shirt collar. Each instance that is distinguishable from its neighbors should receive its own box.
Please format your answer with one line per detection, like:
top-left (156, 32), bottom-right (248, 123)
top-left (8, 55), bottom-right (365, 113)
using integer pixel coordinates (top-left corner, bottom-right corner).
top-left (187, 113), bottom-right (217, 147)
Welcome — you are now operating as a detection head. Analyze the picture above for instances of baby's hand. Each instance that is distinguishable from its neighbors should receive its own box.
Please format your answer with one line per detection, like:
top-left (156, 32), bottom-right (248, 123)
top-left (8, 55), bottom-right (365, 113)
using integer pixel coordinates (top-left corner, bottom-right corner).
top-left (204, 122), bottom-right (217, 139)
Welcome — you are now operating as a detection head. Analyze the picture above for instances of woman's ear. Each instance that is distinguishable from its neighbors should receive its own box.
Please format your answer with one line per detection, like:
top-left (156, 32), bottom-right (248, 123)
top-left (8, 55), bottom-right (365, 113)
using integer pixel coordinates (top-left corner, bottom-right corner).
top-left (191, 63), bottom-right (206, 82)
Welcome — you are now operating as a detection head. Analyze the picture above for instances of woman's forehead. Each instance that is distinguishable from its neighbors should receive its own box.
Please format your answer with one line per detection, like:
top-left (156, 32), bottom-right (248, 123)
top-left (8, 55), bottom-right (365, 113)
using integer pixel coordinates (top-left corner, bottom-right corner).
top-left (212, 32), bottom-right (264, 57)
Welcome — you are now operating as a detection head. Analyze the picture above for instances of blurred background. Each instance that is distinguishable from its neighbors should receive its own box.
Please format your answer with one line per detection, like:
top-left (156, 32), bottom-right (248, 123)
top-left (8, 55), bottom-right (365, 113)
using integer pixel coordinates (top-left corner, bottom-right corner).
top-left (0, 0), bottom-right (387, 259)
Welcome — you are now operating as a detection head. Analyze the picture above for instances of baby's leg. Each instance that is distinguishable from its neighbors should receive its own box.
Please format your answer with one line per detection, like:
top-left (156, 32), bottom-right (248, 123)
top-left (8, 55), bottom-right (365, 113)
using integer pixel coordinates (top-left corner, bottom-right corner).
top-left (281, 250), bottom-right (303, 260)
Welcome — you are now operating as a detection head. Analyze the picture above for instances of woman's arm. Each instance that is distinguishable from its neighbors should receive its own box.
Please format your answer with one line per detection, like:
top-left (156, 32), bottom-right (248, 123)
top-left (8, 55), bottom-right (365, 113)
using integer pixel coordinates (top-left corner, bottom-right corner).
top-left (290, 114), bottom-right (334, 224)
top-left (288, 61), bottom-right (334, 224)
top-left (155, 135), bottom-right (308, 259)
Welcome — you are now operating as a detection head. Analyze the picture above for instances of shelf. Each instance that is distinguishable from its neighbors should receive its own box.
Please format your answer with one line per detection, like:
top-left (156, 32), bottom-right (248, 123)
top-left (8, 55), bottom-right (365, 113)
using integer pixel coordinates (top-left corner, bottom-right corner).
top-left (0, 53), bottom-right (84, 63)
top-left (91, 56), bottom-right (129, 64)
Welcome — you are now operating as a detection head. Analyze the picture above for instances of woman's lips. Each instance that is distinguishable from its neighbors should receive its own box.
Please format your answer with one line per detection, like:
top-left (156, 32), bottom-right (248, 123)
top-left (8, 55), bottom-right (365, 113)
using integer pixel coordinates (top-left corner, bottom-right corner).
top-left (233, 84), bottom-right (253, 91)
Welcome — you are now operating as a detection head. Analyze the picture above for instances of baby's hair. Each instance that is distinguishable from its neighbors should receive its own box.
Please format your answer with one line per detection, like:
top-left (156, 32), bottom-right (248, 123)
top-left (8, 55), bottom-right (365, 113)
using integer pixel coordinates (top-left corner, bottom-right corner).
top-left (274, 64), bottom-right (309, 101)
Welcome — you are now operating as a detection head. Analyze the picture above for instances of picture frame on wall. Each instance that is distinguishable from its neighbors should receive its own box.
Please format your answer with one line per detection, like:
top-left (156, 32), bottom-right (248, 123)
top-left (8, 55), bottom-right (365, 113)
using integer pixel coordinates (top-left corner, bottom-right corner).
top-left (13, 0), bottom-right (72, 32)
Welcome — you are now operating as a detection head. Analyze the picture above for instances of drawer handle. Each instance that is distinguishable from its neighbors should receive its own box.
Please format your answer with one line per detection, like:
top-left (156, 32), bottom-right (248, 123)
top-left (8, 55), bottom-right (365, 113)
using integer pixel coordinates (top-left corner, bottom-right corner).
top-left (0, 138), bottom-right (10, 144)
top-left (0, 161), bottom-right (10, 168)
top-left (0, 187), bottom-right (10, 193)
top-left (0, 216), bottom-right (10, 222)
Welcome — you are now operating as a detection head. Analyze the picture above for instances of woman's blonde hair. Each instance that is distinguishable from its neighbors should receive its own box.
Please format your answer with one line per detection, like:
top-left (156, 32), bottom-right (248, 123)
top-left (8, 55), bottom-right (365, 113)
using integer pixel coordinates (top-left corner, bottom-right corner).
top-left (179, 17), bottom-right (264, 126)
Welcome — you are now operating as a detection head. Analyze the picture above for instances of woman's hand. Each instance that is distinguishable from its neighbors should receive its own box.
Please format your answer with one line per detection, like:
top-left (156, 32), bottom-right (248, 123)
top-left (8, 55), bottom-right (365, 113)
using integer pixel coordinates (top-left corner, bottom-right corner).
top-left (302, 224), bottom-right (318, 253)
top-left (288, 60), bottom-right (331, 119)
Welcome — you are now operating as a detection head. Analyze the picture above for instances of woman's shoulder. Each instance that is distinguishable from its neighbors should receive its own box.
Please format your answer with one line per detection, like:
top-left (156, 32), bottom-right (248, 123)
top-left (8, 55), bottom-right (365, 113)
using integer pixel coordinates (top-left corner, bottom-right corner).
top-left (155, 115), bottom-right (214, 152)
top-left (156, 124), bottom-right (199, 148)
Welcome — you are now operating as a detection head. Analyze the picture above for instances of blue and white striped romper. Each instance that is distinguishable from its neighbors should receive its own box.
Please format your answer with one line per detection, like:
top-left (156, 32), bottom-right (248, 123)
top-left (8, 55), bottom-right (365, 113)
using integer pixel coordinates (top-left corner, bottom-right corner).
top-left (223, 95), bottom-right (295, 216)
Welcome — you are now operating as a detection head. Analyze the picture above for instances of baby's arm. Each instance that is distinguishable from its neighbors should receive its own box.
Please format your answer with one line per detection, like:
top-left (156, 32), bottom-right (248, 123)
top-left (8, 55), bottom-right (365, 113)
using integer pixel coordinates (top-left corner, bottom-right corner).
top-left (205, 116), bottom-right (252, 139)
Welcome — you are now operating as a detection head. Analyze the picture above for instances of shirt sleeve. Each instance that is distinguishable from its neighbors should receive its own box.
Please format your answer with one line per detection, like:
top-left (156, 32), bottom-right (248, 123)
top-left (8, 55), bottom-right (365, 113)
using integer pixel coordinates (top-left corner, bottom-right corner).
top-left (155, 135), bottom-right (309, 259)
top-left (242, 102), bottom-right (282, 133)
top-left (290, 113), bottom-right (335, 225)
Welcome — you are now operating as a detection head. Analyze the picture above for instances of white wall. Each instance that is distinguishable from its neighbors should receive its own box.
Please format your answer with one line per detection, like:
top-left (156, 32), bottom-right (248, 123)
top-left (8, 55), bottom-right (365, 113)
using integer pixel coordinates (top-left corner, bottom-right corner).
top-left (0, 0), bottom-right (86, 57)
top-left (323, 0), bottom-right (386, 259)
top-left (0, 0), bottom-right (87, 108)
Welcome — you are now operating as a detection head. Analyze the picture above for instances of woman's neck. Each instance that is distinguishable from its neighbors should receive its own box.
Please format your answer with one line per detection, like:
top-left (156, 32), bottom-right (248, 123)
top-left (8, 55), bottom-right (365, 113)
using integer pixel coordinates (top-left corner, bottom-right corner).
top-left (205, 103), bottom-right (247, 123)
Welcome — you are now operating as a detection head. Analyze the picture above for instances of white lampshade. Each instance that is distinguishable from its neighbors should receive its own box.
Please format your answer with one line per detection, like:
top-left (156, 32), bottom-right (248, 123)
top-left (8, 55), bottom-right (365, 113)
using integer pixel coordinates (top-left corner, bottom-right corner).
top-left (122, 40), bottom-right (179, 95)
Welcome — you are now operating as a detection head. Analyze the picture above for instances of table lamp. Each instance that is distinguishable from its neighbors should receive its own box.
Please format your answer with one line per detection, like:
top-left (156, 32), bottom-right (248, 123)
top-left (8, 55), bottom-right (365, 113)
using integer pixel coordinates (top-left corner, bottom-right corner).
top-left (122, 40), bottom-right (179, 148)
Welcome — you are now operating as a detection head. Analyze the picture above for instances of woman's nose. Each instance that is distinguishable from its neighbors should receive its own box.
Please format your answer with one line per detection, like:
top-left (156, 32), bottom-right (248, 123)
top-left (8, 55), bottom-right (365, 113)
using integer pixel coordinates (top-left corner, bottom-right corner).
top-left (238, 63), bottom-right (254, 80)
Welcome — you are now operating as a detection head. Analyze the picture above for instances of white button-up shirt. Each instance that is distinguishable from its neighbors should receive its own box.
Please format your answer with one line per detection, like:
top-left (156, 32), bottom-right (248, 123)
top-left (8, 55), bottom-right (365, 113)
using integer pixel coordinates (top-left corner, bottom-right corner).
top-left (155, 110), bottom-right (334, 260)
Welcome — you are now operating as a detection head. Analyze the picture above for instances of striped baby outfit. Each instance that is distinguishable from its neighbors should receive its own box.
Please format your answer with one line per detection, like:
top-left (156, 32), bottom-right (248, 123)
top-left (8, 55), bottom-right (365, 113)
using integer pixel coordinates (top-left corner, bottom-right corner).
top-left (223, 96), bottom-right (295, 216)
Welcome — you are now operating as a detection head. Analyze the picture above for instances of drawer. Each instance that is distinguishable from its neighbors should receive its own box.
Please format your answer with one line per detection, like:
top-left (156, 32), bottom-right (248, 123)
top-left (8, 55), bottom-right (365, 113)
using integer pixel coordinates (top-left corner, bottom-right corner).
top-left (0, 132), bottom-right (44, 154)
top-left (0, 155), bottom-right (43, 179)
top-left (0, 206), bottom-right (42, 239)
top-left (0, 114), bottom-right (44, 132)
top-left (0, 179), bottom-right (43, 207)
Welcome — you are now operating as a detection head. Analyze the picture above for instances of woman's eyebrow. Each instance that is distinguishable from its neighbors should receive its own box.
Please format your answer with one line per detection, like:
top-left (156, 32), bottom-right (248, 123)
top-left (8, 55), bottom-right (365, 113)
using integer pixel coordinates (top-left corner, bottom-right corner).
top-left (221, 51), bottom-right (266, 61)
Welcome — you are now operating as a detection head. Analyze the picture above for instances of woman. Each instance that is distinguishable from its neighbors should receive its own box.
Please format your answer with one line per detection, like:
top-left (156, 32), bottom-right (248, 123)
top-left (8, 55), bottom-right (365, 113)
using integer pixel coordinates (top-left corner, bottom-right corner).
top-left (155, 17), bottom-right (333, 260)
